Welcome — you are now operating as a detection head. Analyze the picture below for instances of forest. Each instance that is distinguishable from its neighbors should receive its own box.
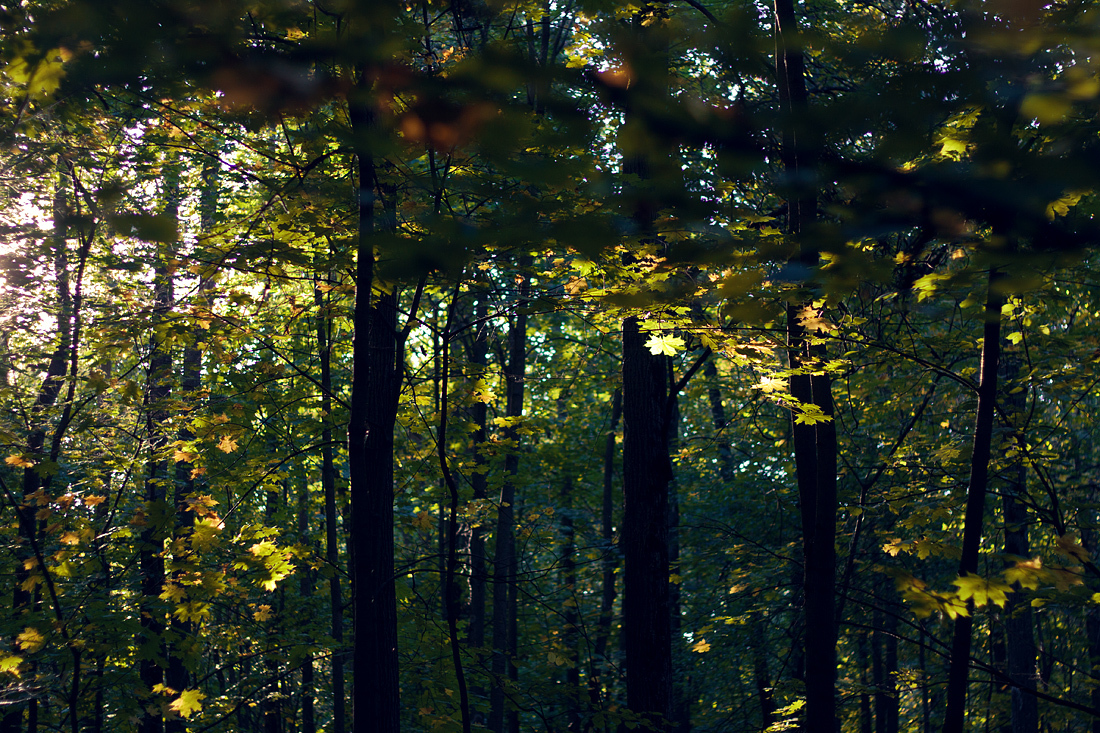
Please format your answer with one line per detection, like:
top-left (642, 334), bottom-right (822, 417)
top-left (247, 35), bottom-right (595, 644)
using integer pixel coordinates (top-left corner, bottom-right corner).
top-left (2, 0), bottom-right (1100, 732)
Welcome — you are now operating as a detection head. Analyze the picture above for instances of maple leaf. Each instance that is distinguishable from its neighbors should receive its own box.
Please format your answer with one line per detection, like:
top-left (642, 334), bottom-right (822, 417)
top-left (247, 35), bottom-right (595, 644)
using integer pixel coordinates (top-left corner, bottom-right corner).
top-left (5, 455), bottom-right (34, 468)
top-left (1004, 557), bottom-right (1044, 590)
top-left (159, 583), bottom-right (187, 603)
top-left (253, 605), bottom-right (273, 622)
top-left (1056, 533), bottom-right (1091, 563)
top-left (797, 305), bottom-right (834, 333)
top-left (83, 495), bottom-right (106, 507)
top-left (691, 639), bottom-right (711, 653)
top-left (169, 689), bottom-right (206, 719)
top-left (216, 435), bottom-right (238, 453)
top-left (0, 655), bottom-right (23, 677)
top-left (645, 333), bottom-right (685, 356)
top-left (953, 573), bottom-right (1012, 608)
top-left (17, 628), bottom-right (44, 653)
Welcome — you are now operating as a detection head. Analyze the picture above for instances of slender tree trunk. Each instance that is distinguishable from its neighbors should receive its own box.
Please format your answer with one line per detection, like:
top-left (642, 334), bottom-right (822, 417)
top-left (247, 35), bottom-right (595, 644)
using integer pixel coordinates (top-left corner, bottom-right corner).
top-left (668, 395), bottom-right (690, 733)
top-left (704, 359), bottom-right (734, 481)
top-left (591, 388), bottom-right (622, 720)
top-left (490, 262), bottom-right (529, 733)
top-left (5, 163), bottom-right (71, 733)
top-left (314, 273), bottom-right (345, 733)
top-left (297, 467), bottom-right (316, 733)
top-left (139, 162), bottom-right (180, 733)
top-left (774, 0), bottom-right (838, 727)
top-left (1000, 356), bottom-right (1037, 733)
top-left (466, 294), bottom-right (490, 724)
top-left (942, 269), bottom-right (1006, 733)
top-left (348, 84), bottom-right (402, 733)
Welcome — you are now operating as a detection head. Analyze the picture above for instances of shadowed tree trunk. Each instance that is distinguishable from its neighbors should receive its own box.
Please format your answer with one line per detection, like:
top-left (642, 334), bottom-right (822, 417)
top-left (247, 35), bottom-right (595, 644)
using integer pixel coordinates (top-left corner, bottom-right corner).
top-left (774, 0), bottom-right (838, 728)
top-left (619, 7), bottom-right (676, 730)
top-left (139, 167), bottom-right (178, 733)
top-left (490, 260), bottom-right (529, 733)
top-left (1001, 355), bottom-right (1037, 733)
top-left (942, 268), bottom-right (1005, 733)
top-left (348, 78), bottom-right (404, 733)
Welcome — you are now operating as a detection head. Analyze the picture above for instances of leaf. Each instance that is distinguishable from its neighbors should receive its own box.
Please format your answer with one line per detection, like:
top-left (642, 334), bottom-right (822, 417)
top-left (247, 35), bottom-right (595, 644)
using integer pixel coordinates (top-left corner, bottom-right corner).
top-left (1056, 533), bottom-right (1091, 563)
top-left (691, 639), bottom-right (711, 653)
top-left (953, 573), bottom-right (1012, 608)
top-left (5, 455), bottom-right (35, 468)
top-left (169, 689), bottom-right (206, 719)
top-left (17, 628), bottom-right (44, 653)
top-left (0, 655), bottom-right (23, 677)
top-left (216, 435), bottom-right (238, 454)
top-left (645, 333), bottom-right (685, 356)
top-left (1004, 557), bottom-right (1044, 590)
top-left (253, 605), bottom-right (273, 622)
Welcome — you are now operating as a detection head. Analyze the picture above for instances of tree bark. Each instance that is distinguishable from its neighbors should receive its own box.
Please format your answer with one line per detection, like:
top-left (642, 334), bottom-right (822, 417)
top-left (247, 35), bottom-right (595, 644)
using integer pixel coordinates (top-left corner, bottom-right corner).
top-left (138, 160), bottom-right (181, 733)
top-left (942, 269), bottom-right (1005, 733)
top-left (773, 0), bottom-right (838, 728)
top-left (1001, 355), bottom-right (1037, 733)
top-left (313, 271), bottom-right (346, 733)
top-left (489, 262), bottom-right (529, 733)
top-left (621, 316), bottom-right (673, 729)
top-left (348, 86), bottom-right (402, 733)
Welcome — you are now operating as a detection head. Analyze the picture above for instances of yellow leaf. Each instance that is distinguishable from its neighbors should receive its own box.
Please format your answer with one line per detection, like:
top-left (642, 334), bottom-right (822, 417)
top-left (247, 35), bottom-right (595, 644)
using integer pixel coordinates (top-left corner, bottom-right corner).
top-left (83, 495), bottom-right (106, 507)
top-left (173, 449), bottom-right (198, 463)
top-left (953, 573), bottom-right (1012, 608)
top-left (159, 583), bottom-right (187, 603)
top-left (5, 455), bottom-right (35, 468)
top-left (216, 435), bottom-right (238, 454)
top-left (253, 605), bottom-right (273, 622)
top-left (691, 639), bottom-right (711, 653)
top-left (17, 628), bottom-right (44, 653)
top-left (169, 689), bottom-right (206, 719)
top-left (1004, 557), bottom-right (1044, 590)
top-left (0, 655), bottom-right (23, 677)
top-left (645, 333), bottom-right (685, 356)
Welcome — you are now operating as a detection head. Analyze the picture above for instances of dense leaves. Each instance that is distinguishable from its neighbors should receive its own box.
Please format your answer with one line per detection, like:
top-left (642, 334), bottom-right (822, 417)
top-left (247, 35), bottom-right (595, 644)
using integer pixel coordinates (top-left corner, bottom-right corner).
top-left (3, 1), bottom-right (1100, 733)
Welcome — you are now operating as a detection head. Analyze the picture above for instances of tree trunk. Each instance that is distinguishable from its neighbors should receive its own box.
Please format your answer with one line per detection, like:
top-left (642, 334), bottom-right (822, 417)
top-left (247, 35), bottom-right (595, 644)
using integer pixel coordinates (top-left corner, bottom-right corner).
top-left (774, 0), bottom-right (838, 726)
top-left (591, 388), bottom-right (622, 719)
top-left (621, 316), bottom-right (673, 729)
top-left (942, 269), bottom-right (1006, 733)
top-left (297, 466), bottom-right (316, 733)
top-left (490, 262), bottom-right (529, 733)
top-left (1001, 355), bottom-right (1036, 733)
top-left (466, 293), bottom-right (490, 725)
top-left (704, 359), bottom-right (735, 481)
top-left (314, 271), bottom-right (346, 733)
top-left (139, 162), bottom-right (179, 733)
top-left (348, 88), bottom-right (402, 733)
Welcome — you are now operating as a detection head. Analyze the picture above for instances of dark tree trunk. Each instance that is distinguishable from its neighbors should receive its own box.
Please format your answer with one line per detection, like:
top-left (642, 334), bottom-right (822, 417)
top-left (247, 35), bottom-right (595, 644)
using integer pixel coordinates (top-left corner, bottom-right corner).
top-left (774, 0), bottom-right (838, 724)
top-left (668, 395), bottom-right (690, 733)
top-left (140, 163), bottom-right (180, 733)
top-left (1000, 356), bottom-right (1037, 733)
top-left (297, 468), bottom-right (316, 733)
top-left (313, 272), bottom-right (345, 733)
top-left (590, 388), bottom-right (622, 719)
top-left (348, 89), bottom-right (402, 733)
top-left (704, 359), bottom-right (735, 481)
top-left (466, 294), bottom-right (490, 725)
top-left (942, 269), bottom-right (1005, 733)
top-left (490, 264), bottom-right (529, 733)
top-left (621, 316), bottom-right (673, 729)
top-left (5, 164), bottom-right (72, 733)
